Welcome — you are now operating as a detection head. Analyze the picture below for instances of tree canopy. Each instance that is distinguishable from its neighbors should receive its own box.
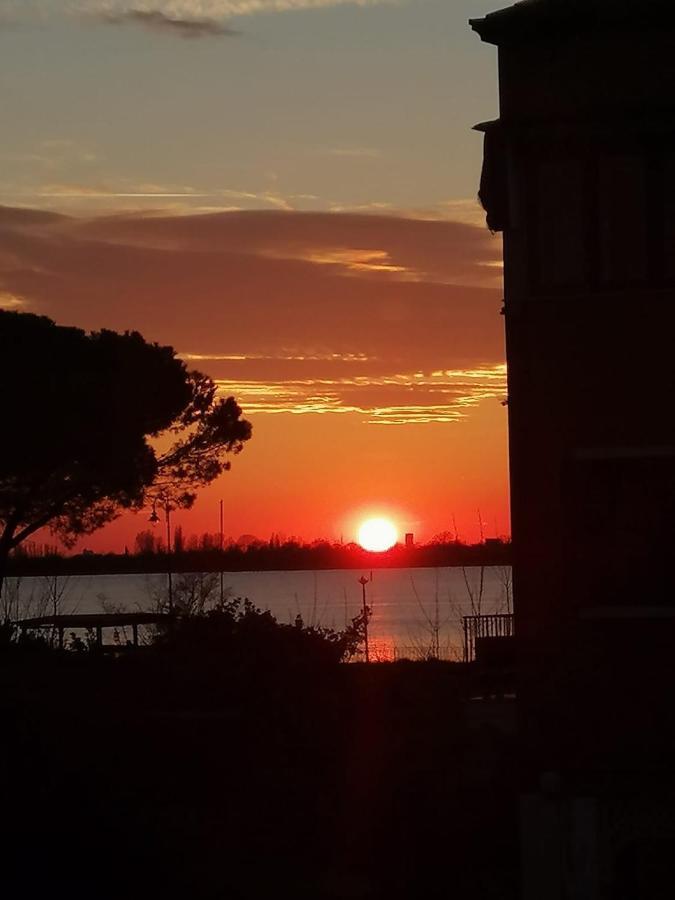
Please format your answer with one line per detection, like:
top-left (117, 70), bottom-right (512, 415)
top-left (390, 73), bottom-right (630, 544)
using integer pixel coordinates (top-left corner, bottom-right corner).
top-left (0, 310), bottom-right (252, 579)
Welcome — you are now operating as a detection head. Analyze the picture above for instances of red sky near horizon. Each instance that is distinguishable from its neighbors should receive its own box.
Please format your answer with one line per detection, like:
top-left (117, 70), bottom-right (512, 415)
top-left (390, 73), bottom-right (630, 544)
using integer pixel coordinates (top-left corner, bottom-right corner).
top-left (0, 0), bottom-right (509, 551)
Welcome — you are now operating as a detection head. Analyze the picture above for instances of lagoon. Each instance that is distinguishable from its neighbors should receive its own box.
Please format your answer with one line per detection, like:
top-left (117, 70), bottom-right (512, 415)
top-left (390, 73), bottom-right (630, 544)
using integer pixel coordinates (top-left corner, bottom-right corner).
top-left (5, 565), bottom-right (512, 660)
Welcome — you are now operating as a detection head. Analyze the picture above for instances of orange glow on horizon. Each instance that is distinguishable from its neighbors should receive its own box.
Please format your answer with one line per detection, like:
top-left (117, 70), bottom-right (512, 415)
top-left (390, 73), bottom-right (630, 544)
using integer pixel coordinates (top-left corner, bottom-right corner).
top-left (57, 402), bottom-right (510, 554)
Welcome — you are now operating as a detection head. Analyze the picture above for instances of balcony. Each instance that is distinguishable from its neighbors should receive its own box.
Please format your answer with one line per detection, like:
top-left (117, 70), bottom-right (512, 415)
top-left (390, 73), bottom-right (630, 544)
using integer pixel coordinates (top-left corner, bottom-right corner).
top-left (462, 613), bottom-right (515, 665)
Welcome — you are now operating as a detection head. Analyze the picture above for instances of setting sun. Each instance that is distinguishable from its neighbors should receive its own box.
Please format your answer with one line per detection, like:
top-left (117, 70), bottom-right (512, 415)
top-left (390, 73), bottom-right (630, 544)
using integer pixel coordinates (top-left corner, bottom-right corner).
top-left (357, 517), bottom-right (398, 553)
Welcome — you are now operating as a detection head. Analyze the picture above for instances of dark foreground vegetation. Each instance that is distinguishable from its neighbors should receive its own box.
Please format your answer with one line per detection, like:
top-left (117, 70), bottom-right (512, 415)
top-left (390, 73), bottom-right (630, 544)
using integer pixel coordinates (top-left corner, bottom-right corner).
top-left (1, 603), bottom-right (518, 900)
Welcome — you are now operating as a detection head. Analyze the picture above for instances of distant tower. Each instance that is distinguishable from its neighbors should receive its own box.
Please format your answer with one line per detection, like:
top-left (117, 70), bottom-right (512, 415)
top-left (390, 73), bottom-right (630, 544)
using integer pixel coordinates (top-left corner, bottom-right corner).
top-left (405, 532), bottom-right (414, 548)
top-left (472, 2), bottom-right (675, 896)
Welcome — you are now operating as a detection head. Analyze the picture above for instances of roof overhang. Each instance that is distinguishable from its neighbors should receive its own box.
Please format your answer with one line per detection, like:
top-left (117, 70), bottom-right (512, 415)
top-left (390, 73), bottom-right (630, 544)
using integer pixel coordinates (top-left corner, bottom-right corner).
top-left (470, 0), bottom-right (675, 47)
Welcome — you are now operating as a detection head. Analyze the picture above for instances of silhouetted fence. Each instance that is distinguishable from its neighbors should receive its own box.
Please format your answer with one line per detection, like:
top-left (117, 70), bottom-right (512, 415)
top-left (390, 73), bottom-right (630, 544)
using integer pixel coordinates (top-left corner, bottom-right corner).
top-left (462, 613), bottom-right (514, 663)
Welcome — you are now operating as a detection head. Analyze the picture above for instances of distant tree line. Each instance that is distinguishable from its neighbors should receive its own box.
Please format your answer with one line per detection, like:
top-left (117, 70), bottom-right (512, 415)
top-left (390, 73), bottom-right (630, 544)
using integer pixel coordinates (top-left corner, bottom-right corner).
top-left (5, 535), bottom-right (511, 577)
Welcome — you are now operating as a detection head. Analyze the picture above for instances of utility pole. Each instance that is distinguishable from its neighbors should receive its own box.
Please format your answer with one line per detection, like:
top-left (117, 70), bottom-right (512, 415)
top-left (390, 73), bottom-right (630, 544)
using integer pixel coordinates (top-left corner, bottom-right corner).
top-left (219, 499), bottom-right (224, 605)
top-left (358, 575), bottom-right (370, 663)
top-left (165, 502), bottom-right (173, 614)
top-left (150, 498), bottom-right (173, 614)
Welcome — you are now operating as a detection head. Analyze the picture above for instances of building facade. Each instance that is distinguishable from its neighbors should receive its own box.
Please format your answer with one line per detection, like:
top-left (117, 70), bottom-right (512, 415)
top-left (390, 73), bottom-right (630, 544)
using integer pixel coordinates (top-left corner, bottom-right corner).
top-left (472, 2), bottom-right (675, 896)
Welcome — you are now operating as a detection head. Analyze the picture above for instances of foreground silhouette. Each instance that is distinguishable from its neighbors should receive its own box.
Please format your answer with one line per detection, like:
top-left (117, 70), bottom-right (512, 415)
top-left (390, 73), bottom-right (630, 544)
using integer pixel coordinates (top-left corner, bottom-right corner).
top-left (0, 310), bottom-right (251, 599)
top-left (0, 603), bottom-right (518, 899)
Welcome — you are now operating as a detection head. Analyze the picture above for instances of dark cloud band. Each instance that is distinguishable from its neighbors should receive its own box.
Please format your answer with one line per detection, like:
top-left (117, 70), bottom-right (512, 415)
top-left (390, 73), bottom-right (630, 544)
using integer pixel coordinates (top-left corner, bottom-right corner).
top-left (0, 204), bottom-right (504, 424)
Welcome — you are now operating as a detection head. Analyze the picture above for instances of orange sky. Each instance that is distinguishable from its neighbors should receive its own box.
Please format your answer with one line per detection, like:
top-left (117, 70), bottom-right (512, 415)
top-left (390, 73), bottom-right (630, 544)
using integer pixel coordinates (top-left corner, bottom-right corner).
top-left (96, 390), bottom-right (510, 550)
top-left (0, 1), bottom-right (508, 551)
top-left (1, 205), bottom-right (508, 549)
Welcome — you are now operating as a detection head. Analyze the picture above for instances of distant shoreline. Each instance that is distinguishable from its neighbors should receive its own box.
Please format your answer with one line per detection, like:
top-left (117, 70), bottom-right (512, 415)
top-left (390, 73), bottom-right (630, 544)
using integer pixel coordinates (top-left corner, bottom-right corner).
top-left (6, 542), bottom-right (511, 579)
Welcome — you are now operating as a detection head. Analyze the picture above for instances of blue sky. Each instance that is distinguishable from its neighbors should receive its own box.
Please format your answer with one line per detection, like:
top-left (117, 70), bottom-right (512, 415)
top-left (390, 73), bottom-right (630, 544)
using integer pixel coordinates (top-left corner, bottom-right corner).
top-left (1, 0), bottom-right (499, 215)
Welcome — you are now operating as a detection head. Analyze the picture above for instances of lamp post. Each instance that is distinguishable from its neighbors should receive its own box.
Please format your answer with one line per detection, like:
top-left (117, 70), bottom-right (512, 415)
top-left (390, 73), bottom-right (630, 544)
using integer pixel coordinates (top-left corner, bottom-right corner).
top-left (150, 498), bottom-right (173, 614)
top-left (358, 575), bottom-right (370, 663)
top-left (219, 499), bottom-right (225, 606)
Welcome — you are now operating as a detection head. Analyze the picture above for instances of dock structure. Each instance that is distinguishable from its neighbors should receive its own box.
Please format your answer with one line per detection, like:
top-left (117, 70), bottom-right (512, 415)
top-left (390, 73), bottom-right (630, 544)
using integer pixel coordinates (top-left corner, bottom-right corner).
top-left (17, 612), bottom-right (174, 650)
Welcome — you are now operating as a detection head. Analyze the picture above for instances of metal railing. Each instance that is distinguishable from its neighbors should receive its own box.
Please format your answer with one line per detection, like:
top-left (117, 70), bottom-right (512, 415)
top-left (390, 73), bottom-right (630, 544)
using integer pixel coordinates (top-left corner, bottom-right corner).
top-left (462, 613), bottom-right (514, 663)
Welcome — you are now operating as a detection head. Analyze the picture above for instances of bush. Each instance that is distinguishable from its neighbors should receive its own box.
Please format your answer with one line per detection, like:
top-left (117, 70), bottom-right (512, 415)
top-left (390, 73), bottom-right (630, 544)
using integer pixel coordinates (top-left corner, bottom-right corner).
top-left (151, 596), bottom-right (367, 667)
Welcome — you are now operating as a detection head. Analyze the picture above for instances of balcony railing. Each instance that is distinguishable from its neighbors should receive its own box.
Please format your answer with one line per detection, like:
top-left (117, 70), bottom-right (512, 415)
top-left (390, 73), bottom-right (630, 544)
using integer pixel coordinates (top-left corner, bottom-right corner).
top-left (462, 613), bottom-right (514, 664)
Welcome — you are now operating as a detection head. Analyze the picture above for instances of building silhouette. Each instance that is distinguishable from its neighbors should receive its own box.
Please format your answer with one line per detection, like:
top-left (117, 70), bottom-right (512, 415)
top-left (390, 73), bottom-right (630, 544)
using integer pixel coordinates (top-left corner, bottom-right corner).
top-left (472, 2), bottom-right (675, 897)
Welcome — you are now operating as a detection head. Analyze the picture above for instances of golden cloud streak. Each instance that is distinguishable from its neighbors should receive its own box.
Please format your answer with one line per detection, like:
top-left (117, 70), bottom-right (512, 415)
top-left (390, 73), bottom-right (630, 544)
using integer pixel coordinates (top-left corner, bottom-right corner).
top-left (180, 351), bottom-right (374, 362)
top-left (213, 365), bottom-right (507, 425)
top-left (260, 246), bottom-right (415, 278)
top-left (305, 248), bottom-right (408, 274)
top-left (0, 291), bottom-right (27, 310)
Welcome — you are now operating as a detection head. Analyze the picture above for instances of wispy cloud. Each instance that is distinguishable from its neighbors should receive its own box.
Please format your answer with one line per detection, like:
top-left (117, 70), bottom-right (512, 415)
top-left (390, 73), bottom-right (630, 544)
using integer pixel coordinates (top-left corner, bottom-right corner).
top-left (0, 290), bottom-right (27, 309)
top-left (97, 8), bottom-right (239, 38)
top-left (5, 202), bottom-right (501, 286)
top-left (23, 185), bottom-right (310, 212)
top-left (219, 188), bottom-right (296, 211)
top-left (212, 365), bottom-right (508, 425)
top-left (0, 140), bottom-right (98, 173)
top-left (181, 351), bottom-right (374, 362)
top-left (2, 1), bottom-right (395, 30)
top-left (403, 199), bottom-right (489, 228)
top-left (103, 1), bottom-right (394, 17)
top-left (262, 246), bottom-right (411, 277)
top-left (35, 182), bottom-right (209, 198)
top-left (0, 204), bottom-right (504, 425)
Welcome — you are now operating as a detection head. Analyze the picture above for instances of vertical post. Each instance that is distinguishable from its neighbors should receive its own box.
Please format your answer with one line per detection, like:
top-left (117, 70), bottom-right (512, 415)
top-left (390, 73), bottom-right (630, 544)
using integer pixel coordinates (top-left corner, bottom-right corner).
top-left (58, 626), bottom-right (64, 650)
top-left (96, 625), bottom-right (103, 647)
top-left (132, 623), bottom-right (138, 647)
top-left (219, 499), bottom-right (224, 606)
top-left (363, 579), bottom-right (370, 664)
top-left (166, 503), bottom-right (173, 614)
top-left (359, 576), bottom-right (370, 663)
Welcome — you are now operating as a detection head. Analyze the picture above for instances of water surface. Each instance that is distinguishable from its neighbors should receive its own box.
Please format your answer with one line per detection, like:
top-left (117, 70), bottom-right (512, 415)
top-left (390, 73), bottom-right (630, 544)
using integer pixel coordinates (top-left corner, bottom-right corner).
top-left (6, 566), bottom-right (512, 660)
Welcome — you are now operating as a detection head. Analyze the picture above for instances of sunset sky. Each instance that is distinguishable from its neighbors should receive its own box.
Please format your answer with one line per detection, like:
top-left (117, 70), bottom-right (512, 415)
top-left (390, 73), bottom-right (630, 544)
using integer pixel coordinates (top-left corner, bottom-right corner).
top-left (0, 0), bottom-right (508, 549)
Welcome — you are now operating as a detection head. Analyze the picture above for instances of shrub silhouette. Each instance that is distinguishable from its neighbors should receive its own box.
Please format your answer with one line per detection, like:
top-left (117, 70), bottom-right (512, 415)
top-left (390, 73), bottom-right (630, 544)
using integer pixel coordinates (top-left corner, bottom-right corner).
top-left (152, 597), bottom-right (367, 666)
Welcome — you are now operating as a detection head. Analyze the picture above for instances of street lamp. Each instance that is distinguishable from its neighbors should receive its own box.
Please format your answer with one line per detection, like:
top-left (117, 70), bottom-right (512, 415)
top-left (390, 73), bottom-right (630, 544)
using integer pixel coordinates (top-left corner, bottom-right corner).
top-left (219, 498), bottom-right (225, 606)
top-left (358, 575), bottom-right (370, 663)
top-left (150, 498), bottom-right (173, 614)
